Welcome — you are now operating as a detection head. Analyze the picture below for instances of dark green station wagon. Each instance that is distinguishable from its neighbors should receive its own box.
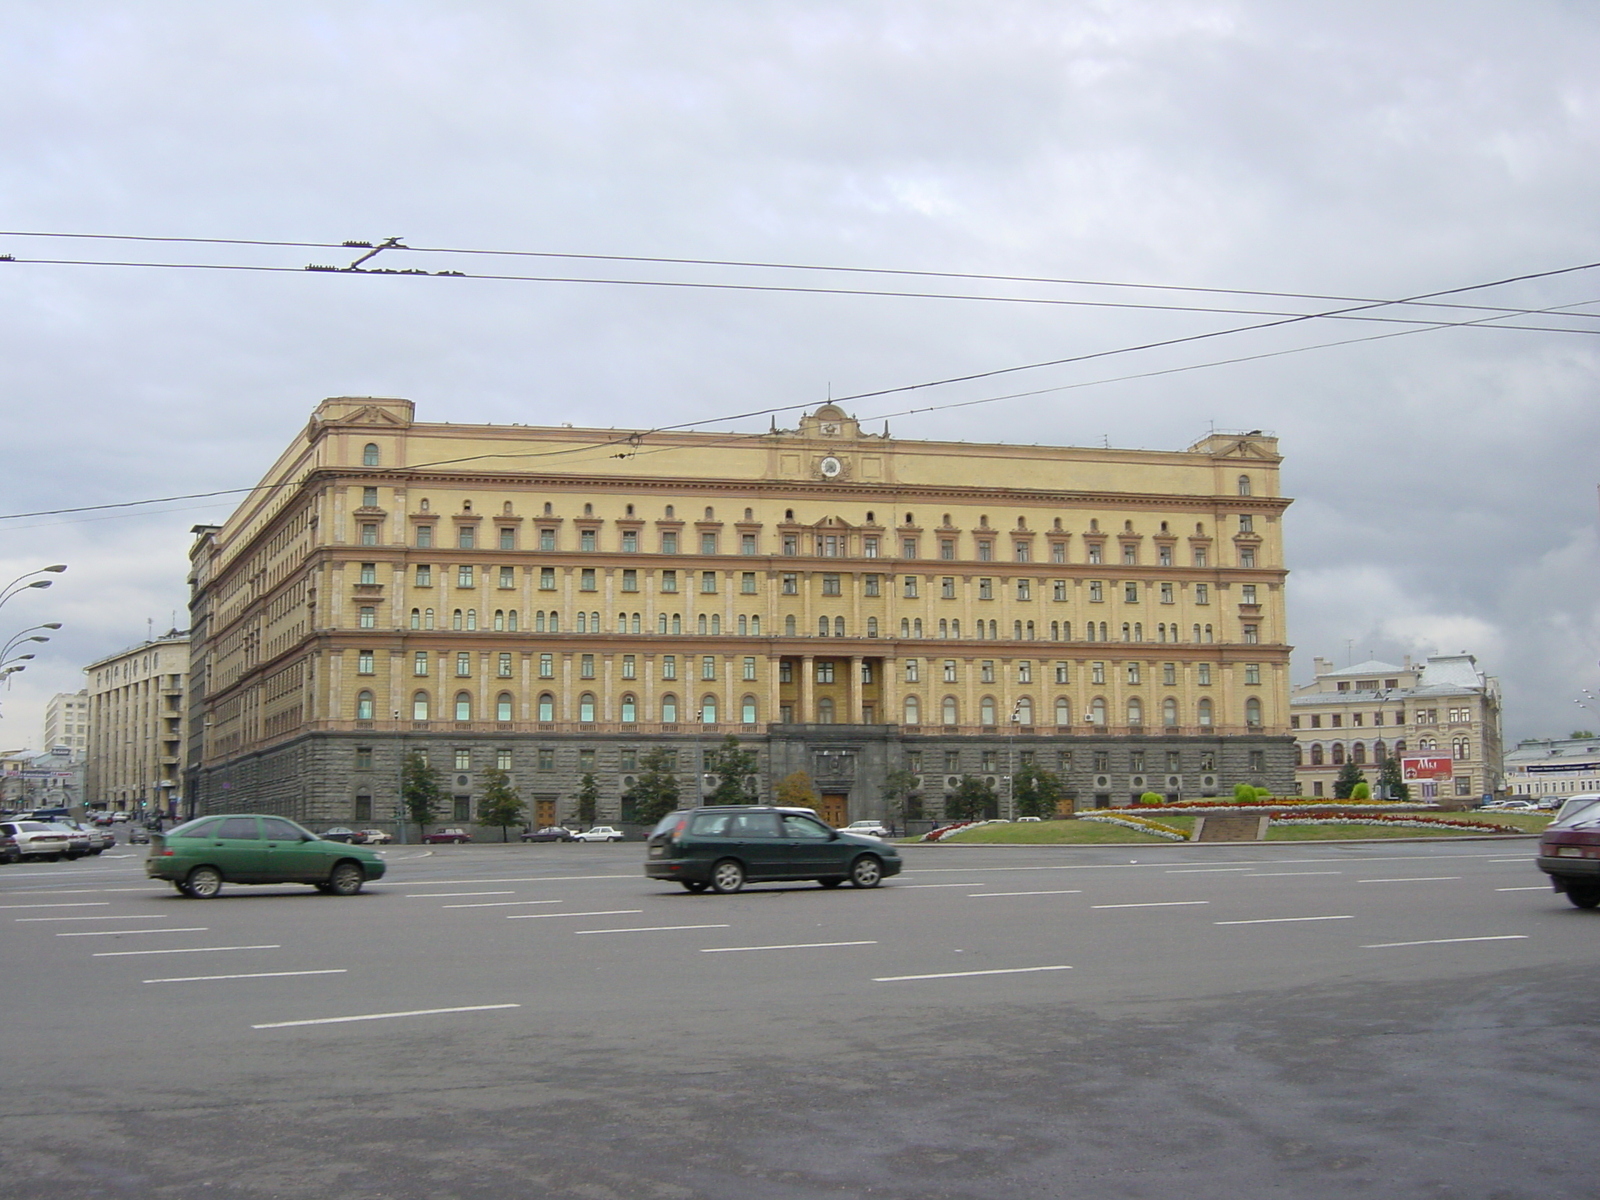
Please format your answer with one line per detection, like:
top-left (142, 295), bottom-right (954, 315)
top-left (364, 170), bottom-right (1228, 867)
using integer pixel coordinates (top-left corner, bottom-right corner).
top-left (145, 814), bottom-right (387, 898)
top-left (646, 806), bottom-right (902, 893)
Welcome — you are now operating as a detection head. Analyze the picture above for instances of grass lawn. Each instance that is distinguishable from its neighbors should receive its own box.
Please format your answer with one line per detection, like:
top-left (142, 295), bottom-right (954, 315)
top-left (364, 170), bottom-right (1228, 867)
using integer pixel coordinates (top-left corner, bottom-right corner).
top-left (927, 810), bottom-right (1545, 845)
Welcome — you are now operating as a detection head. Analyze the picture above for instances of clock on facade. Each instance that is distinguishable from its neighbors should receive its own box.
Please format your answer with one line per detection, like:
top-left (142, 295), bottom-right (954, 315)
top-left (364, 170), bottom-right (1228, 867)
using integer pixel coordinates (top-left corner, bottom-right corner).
top-left (819, 456), bottom-right (843, 478)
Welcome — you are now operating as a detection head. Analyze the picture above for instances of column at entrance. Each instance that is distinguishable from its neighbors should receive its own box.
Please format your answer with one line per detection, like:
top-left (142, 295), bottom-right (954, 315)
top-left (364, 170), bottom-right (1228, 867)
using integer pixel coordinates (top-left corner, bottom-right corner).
top-left (848, 656), bottom-right (863, 724)
top-left (800, 655), bottom-right (815, 724)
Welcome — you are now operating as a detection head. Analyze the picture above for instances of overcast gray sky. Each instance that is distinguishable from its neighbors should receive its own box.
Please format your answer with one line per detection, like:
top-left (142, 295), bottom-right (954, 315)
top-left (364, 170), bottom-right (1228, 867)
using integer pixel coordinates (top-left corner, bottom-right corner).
top-left (3, 1), bottom-right (1597, 749)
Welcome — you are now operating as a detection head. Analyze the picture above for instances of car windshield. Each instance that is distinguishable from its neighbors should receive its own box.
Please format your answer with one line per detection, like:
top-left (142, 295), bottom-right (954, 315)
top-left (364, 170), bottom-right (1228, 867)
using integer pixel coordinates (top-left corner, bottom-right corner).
top-left (650, 812), bottom-right (690, 837)
top-left (167, 817), bottom-right (221, 839)
top-left (1550, 796), bottom-right (1600, 828)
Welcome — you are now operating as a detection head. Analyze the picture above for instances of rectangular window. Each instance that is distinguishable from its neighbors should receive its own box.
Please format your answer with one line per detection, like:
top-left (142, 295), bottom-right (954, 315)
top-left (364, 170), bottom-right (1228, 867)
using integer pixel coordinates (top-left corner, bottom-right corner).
top-left (661, 531), bottom-right (678, 554)
top-left (782, 535), bottom-right (798, 555)
top-left (1332, 714), bottom-right (1343, 729)
top-left (1124, 582), bottom-right (1138, 603)
top-left (1243, 624), bottom-right (1259, 644)
top-left (1160, 583), bottom-right (1174, 604)
top-left (903, 575), bottom-right (919, 599)
top-left (662, 655), bottom-right (677, 680)
top-left (742, 656), bottom-right (757, 681)
top-left (620, 748), bottom-right (637, 771)
top-left (816, 661), bottom-right (835, 683)
top-left (497, 748), bottom-right (512, 770)
top-left (355, 746), bottom-right (373, 770)
top-left (621, 569), bottom-right (638, 592)
top-left (1055, 662), bottom-right (1069, 684)
top-left (1291, 715), bottom-right (1301, 729)
top-left (941, 576), bottom-right (955, 599)
top-left (946, 751), bottom-right (961, 772)
top-left (1092, 662), bottom-right (1106, 685)
top-left (660, 570), bottom-right (678, 593)
top-left (1129, 750), bottom-right (1144, 772)
top-left (1126, 663), bottom-right (1140, 685)
top-left (1240, 548), bottom-right (1256, 568)
top-left (499, 566), bottom-right (515, 589)
top-left (1245, 663), bottom-right (1261, 685)
top-left (360, 523), bottom-right (378, 546)
top-left (457, 565), bottom-right (474, 587)
top-left (537, 749), bottom-right (554, 771)
top-left (741, 572), bottom-right (757, 594)
top-left (904, 659), bottom-right (920, 683)
top-left (1018, 661), bottom-right (1032, 683)
top-left (906, 750), bottom-right (922, 773)
top-left (1198, 663), bottom-right (1212, 686)
top-left (782, 573), bottom-right (798, 595)
top-left (539, 528), bottom-right (556, 552)
top-left (1018, 579), bottom-right (1032, 601)
top-left (863, 536), bottom-right (879, 558)
top-left (578, 748), bottom-right (596, 771)
top-left (1094, 750), bottom-right (1110, 772)
top-left (823, 574), bottom-right (841, 596)
top-left (357, 650), bottom-right (374, 675)
top-left (779, 661), bottom-right (793, 683)
top-left (944, 660), bottom-right (958, 683)
top-left (359, 562), bottom-right (377, 585)
top-left (1122, 544), bottom-right (1137, 565)
top-left (1015, 542), bottom-right (1031, 563)
top-left (1249, 750), bottom-right (1264, 772)
top-left (1163, 662), bottom-right (1176, 685)
top-left (1199, 751), bottom-right (1215, 771)
top-left (741, 533), bottom-right (756, 555)
top-left (361, 486), bottom-right (379, 508)
top-left (538, 653), bottom-right (553, 678)
top-left (1193, 547), bottom-right (1208, 568)
top-left (901, 538), bottom-right (918, 559)
top-left (358, 606), bottom-right (376, 628)
top-left (579, 529), bottom-right (597, 552)
top-left (539, 566), bottom-right (556, 590)
top-left (621, 530), bottom-right (638, 553)
top-left (1051, 542), bottom-right (1066, 564)
top-left (580, 568), bottom-right (597, 591)
top-left (700, 533), bottom-right (718, 555)
top-left (580, 654), bottom-right (595, 679)
top-left (702, 656), bottom-right (716, 681)
top-left (1088, 580), bottom-right (1103, 603)
top-left (701, 571), bottom-right (717, 593)
top-left (456, 652), bottom-right (471, 677)
top-left (622, 654), bottom-right (636, 679)
top-left (982, 750), bottom-right (998, 772)
top-left (1158, 545), bottom-right (1172, 567)
top-left (1195, 584), bottom-right (1209, 605)
top-left (416, 525), bottom-right (433, 548)
top-left (977, 540), bottom-right (993, 562)
top-left (498, 652), bottom-right (512, 677)
top-left (414, 652), bottom-right (429, 676)
top-left (980, 660), bottom-right (995, 683)
top-left (1242, 584), bottom-right (1258, 604)
top-left (1053, 579), bottom-right (1067, 601)
top-left (1087, 544), bottom-right (1103, 565)
top-left (864, 574), bottom-right (881, 597)
top-left (940, 539), bottom-right (955, 561)
top-left (455, 749), bottom-right (471, 771)
top-left (458, 526), bottom-right (475, 549)
top-left (1239, 514), bottom-right (1254, 533)
top-left (499, 528), bottom-right (516, 551)
top-left (415, 564), bottom-right (432, 587)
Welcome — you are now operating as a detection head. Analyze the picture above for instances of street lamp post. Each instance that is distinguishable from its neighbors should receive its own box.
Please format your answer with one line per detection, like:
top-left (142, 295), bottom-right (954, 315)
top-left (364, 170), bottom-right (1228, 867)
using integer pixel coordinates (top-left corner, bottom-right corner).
top-left (0, 565), bottom-right (67, 612)
top-left (394, 709), bottom-right (408, 845)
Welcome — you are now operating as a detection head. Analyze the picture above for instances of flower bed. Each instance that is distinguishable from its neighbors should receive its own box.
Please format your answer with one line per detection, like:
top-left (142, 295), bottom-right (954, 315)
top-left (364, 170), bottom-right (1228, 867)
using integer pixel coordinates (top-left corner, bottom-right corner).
top-left (1267, 813), bottom-right (1517, 834)
top-left (1077, 813), bottom-right (1189, 841)
top-left (922, 822), bottom-right (975, 842)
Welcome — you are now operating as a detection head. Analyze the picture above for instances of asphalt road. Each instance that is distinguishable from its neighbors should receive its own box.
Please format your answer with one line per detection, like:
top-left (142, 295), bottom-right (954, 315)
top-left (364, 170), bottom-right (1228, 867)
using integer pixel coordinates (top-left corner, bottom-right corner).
top-left (2, 835), bottom-right (1596, 1199)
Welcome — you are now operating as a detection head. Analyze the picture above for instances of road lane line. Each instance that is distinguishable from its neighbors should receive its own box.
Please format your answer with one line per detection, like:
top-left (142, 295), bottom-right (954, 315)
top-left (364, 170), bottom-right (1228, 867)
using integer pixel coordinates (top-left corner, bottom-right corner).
top-left (441, 900), bottom-right (563, 909)
top-left (702, 941), bottom-right (879, 953)
top-left (1358, 876), bottom-right (1463, 883)
top-left (1488, 858), bottom-right (1531, 863)
top-left (970, 889), bottom-right (1083, 897)
top-left (874, 965), bottom-right (1073, 983)
top-left (146, 969), bottom-right (348, 983)
top-left (1496, 886), bottom-right (1548, 892)
top-left (94, 944), bottom-right (281, 957)
top-left (402, 891), bottom-right (516, 899)
top-left (379, 875), bottom-right (635, 885)
top-left (252, 1004), bottom-right (521, 1029)
top-left (57, 927), bottom-right (209, 937)
top-left (1092, 901), bottom-right (1209, 909)
top-left (1165, 868), bottom-right (1255, 874)
top-left (897, 883), bottom-right (985, 889)
top-left (1215, 915), bottom-right (1354, 925)
top-left (18, 914), bottom-right (173, 922)
top-left (0, 902), bottom-right (111, 910)
top-left (1362, 935), bottom-right (1530, 949)
top-left (1242, 872), bottom-right (1343, 877)
top-left (505, 909), bottom-right (643, 920)
top-left (574, 924), bottom-right (732, 935)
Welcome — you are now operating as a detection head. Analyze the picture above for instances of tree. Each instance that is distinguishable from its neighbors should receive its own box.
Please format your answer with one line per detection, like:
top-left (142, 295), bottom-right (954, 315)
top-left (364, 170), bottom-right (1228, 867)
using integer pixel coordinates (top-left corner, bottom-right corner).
top-left (622, 747), bottom-right (680, 826)
top-left (1376, 754), bottom-right (1410, 801)
top-left (1332, 760), bottom-right (1365, 800)
top-left (880, 767), bottom-right (923, 826)
top-left (575, 772), bottom-right (600, 825)
top-left (704, 735), bottom-right (761, 805)
top-left (775, 770), bottom-right (820, 809)
top-left (1572, 730), bottom-right (1596, 740)
top-left (1012, 763), bottom-right (1063, 819)
top-left (402, 751), bottom-right (443, 837)
top-left (477, 766), bottom-right (525, 842)
top-left (946, 775), bottom-right (997, 822)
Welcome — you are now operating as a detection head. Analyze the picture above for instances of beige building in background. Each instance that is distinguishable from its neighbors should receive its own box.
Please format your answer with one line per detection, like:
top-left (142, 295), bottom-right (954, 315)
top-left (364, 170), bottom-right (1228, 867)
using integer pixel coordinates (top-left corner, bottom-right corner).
top-left (44, 690), bottom-right (90, 757)
top-left (186, 397), bottom-right (1295, 829)
top-left (84, 632), bottom-right (190, 815)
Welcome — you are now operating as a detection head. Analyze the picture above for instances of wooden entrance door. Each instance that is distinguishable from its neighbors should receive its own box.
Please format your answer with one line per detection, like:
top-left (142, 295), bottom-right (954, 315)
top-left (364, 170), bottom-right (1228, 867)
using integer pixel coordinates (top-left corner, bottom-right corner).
top-left (819, 793), bottom-right (849, 828)
top-left (535, 798), bottom-right (557, 828)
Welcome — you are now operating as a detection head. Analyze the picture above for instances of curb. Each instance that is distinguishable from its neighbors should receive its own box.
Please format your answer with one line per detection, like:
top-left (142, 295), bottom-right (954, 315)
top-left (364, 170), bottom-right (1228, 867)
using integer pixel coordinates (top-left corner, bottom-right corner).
top-left (901, 833), bottom-right (1539, 849)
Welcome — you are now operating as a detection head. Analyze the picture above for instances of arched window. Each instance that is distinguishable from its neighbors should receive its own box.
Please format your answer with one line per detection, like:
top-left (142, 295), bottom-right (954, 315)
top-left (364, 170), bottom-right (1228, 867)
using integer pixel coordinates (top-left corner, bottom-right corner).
top-left (549, 613), bottom-right (560, 633)
top-left (1090, 697), bottom-right (1107, 726)
top-left (630, 613), bottom-right (639, 634)
top-left (1127, 697), bottom-right (1143, 727)
top-left (904, 695), bottom-right (921, 725)
top-left (1353, 742), bottom-right (1367, 765)
top-left (711, 614), bottom-right (721, 634)
top-left (816, 698), bottom-right (833, 723)
top-left (1395, 740), bottom-right (1407, 755)
top-left (1015, 696), bottom-right (1033, 725)
top-left (618, 613), bottom-right (629, 634)
top-left (1204, 624), bottom-right (1213, 643)
top-left (1121, 623), bottom-right (1131, 642)
top-left (750, 615), bottom-right (761, 635)
top-left (454, 693), bottom-right (472, 722)
top-left (537, 692), bottom-right (555, 721)
top-left (701, 696), bottom-right (717, 724)
top-left (900, 618), bottom-right (910, 637)
top-left (914, 618), bottom-right (924, 637)
top-left (867, 617), bottom-right (879, 638)
top-left (410, 608), bottom-right (421, 630)
top-left (1132, 623), bottom-right (1141, 642)
top-left (1331, 743), bottom-right (1345, 765)
top-left (741, 695), bottom-right (757, 724)
top-left (1055, 697), bottom-right (1071, 726)
top-left (578, 612), bottom-right (588, 633)
top-left (1197, 698), bottom-right (1213, 727)
top-left (1237, 475), bottom-right (1252, 496)
top-left (980, 697), bottom-right (997, 726)
top-left (620, 694), bottom-right (637, 723)
top-left (1454, 738), bottom-right (1470, 760)
top-left (412, 691), bottom-right (430, 720)
top-left (1015, 621), bottom-right (1024, 639)
top-left (1163, 697), bottom-right (1178, 728)
top-left (466, 609), bottom-right (477, 631)
top-left (578, 693), bottom-right (596, 723)
top-left (356, 690), bottom-right (374, 721)
top-left (670, 614), bottom-right (681, 635)
top-left (494, 610), bottom-right (505, 631)
top-left (507, 611), bottom-right (519, 631)
top-left (496, 693), bottom-right (513, 722)
top-left (938, 619), bottom-right (948, 639)
top-left (424, 608), bottom-right (435, 630)
top-left (657, 614), bottom-right (668, 634)
top-left (700, 614), bottom-right (709, 635)
top-left (362, 443), bottom-right (379, 467)
top-left (1294, 744), bottom-right (1304, 766)
top-left (834, 616), bottom-right (845, 637)
top-left (1374, 740), bottom-right (1387, 761)
top-left (661, 693), bottom-right (678, 723)
top-left (452, 609), bottom-right (464, 630)
top-left (1245, 697), bottom-right (1262, 728)
top-left (737, 614), bottom-right (748, 635)
top-left (819, 616), bottom-right (830, 637)
top-left (785, 615), bottom-right (797, 636)
top-left (1311, 743), bottom-right (1324, 765)
top-left (1026, 621), bottom-right (1036, 640)
top-left (942, 696), bottom-right (959, 725)
top-left (952, 619), bottom-right (961, 638)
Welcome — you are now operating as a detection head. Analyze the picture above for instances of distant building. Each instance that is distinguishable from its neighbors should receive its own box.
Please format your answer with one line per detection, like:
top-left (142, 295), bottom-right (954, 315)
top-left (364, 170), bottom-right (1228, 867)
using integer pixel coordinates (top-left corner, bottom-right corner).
top-left (44, 690), bottom-right (90, 758)
top-left (1290, 654), bottom-right (1503, 804)
top-left (1503, 735), bottom-right (1600, 799)
top-left (83, 632), bottom-right (191, 816)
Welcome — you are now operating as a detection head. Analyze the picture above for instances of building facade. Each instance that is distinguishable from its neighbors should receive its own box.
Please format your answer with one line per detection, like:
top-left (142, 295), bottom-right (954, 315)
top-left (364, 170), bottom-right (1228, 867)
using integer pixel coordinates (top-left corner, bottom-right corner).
top-left (84, 632), bottom-right (191, 816)
top-left (186, 397), bottom-right (1295, 830)
top-left (44, 690), bottom-right (90, 757)
top-left (1503, 736), bottom-right (1600, 800)
top-left (1290, 654), bottom-right (1503, 804)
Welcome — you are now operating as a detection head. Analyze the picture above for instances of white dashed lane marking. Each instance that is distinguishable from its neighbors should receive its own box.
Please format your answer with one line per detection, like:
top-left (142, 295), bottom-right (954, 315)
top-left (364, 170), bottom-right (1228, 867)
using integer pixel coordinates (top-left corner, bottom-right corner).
top-left (146, 969), bottom-right (348, 984)
top-left (874, 965), bottom-right (1073, 983)
top-left (252, 1004), bottom-right (521, 1029)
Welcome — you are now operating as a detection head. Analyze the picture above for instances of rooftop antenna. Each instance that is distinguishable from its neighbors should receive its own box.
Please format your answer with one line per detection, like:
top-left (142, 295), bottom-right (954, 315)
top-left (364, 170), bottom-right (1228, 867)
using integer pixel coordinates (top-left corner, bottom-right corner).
top-left (1346, 639), bottom-right (1354, 666)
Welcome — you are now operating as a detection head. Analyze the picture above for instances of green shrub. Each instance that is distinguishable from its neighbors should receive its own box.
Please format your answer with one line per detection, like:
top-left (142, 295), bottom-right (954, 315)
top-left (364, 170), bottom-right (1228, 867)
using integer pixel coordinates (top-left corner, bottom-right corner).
top-left (1351, 781), bottom-right (1371, 800)
top-left (1233, 782), bottom-right (1255, 802)
top-left (1139, 791), bottom-right (1163, 806)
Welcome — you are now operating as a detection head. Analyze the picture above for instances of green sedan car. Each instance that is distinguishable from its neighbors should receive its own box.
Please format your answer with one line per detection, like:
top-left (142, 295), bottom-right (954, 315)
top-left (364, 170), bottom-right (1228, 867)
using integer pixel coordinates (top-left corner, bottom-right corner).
top-left (145, 814), bottom-right (386, 898)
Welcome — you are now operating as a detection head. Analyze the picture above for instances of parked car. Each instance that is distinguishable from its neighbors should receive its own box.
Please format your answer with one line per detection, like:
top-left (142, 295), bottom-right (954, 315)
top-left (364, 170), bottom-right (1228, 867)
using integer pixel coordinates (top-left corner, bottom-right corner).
top-left (422, 827), bottom-right (473, 844)
top-left (839, 820), bottom-right (889, 839)
top-left (0, 820), bottom-right (75, 862)
top-left (320, 827), bottom-right (360, 843)
top-left (521, 826), bottom-right (576, 842)
top-left (43, 823), bottom-right (93, 859)
top-left (573, 826), bottom-right (624, 843)
top-left (355, 829), bottom-right (393, 845)
top-left (144, 813), bottom-right (386, 898)
top-left (1536, 795), bottom-right (1600, 908)
top-left (58, 820), bottom-right (114, 854)
top-left (646, 805), bottom-right (903, 893)
top-left (127, 826), bottom-right (151, 845)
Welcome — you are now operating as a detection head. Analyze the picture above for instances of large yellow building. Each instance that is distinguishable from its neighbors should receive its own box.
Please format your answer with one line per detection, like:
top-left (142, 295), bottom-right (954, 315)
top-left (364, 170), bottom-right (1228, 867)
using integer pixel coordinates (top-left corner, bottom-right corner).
top-left (186, 397), bottom-right (1294, 829)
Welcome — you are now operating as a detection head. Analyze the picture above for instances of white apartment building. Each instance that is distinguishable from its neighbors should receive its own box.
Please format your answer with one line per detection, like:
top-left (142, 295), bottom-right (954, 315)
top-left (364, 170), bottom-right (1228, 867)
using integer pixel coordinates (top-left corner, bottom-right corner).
top-left (44, 690), bottom-right (90, 757)
top-left (84, 631), bottom-right (190, 816)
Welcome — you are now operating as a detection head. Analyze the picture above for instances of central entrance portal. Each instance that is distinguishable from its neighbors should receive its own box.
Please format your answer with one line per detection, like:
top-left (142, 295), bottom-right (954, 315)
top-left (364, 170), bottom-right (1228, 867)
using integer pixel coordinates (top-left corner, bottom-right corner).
top-left (818, 793), bottom-right (849, 828)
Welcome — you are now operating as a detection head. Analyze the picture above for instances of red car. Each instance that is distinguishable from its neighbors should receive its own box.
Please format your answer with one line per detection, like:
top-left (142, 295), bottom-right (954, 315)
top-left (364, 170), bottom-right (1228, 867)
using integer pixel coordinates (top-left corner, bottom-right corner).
top-left (422, 827), bottom-right (472, 844)
top-left (1536, 795), bottom-right (1600, 908)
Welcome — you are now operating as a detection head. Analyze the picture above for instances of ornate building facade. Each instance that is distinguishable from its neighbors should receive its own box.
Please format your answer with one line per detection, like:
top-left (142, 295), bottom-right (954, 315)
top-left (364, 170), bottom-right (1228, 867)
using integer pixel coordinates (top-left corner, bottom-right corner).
top-left (185, 397), bottom-right (1294, 829)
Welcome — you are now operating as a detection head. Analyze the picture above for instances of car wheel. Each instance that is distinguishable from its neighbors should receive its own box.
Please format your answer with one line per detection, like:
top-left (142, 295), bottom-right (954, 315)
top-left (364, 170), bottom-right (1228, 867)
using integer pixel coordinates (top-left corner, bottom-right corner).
top-left (171, 881), bottom-right (188, 895)
top-left (709, 858), bottom-right (745, 894)
top-left (848, 855), bottom-right (884, 889)
top-left (45, 853), bottom-right (63, 862)
top-left (680, 880), bottom-right (708, 893)
top-left (1566, 883), bottom-right (1600, 909)
top-left (818, 878), bottom-right (844, 889)
top-left (185, 866), bottom-right (223, 898)
top-left (327, 861), bottom-right (365, 896)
